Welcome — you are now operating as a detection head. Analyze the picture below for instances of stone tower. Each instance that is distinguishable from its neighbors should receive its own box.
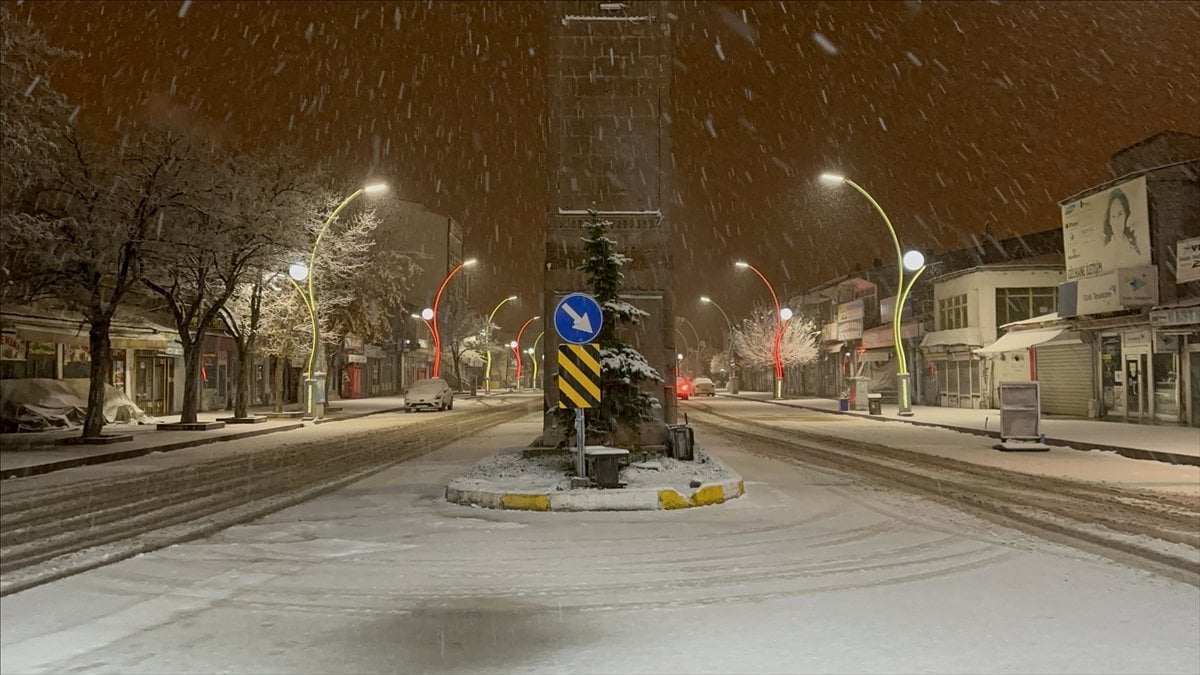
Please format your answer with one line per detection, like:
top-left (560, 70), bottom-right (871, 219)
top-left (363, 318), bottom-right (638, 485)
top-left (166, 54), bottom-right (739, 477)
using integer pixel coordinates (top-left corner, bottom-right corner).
top-left (542, 0), bottom-right (676, 443)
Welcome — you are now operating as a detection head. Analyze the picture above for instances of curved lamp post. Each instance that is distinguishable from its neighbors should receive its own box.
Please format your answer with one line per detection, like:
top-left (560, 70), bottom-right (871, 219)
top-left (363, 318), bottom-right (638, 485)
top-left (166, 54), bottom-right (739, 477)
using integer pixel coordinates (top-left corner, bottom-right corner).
top-left (820, 173), bottom-right (928, 415)
top-left (700, 295), bottom-right (736, 388)
top-left (507, 340), bottom-right (520, 389)
top-left (530, 331), bottom-right (544, 387)
top-left (513, 315), bottom-right (540, 390)
top-left (674, 327), bottom-right (691, 378)
top-left (735, 261), bottom-right (786, 399)
top-left (289, 182), bottom-right (387, 418)
top-left (430, 258), bottom-right (477, 379)
top-left (483, 294), bottom-right (517, 393)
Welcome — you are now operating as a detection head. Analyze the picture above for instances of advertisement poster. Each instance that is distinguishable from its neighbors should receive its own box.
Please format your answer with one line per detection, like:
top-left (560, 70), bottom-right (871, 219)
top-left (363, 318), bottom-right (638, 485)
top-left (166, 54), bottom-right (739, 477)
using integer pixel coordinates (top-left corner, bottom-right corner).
top-left (1062, 175), bottom-right (1150, 281)
top-left (1177, 236), bottom-right (1200, 284)
top-left (1100, 335), bottom-right (1122, 413)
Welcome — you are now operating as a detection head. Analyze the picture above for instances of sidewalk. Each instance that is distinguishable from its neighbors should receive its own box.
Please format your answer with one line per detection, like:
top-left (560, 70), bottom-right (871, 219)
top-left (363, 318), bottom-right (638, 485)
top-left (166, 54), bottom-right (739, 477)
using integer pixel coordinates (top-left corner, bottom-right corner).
top-left (0, 395), bottom-right (410, 478)
top-left (726, 392), bottom-right (1200, 466)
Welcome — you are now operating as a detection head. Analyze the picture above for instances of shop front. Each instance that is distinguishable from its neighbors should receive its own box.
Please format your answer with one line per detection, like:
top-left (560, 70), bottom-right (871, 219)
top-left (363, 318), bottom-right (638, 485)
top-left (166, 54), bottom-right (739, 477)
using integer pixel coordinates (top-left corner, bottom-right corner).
top-left (1149, 301), bottom-right (1200, 427)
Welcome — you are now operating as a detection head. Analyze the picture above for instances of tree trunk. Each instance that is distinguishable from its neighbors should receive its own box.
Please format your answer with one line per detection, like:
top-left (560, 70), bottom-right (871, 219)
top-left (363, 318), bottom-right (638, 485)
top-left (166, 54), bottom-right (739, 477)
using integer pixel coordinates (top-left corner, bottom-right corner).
top-left (272, 356), bottom-right (284, 413)
top-left (179, 340), bottom-right (203, 424)
top-left (82, 319), bottom-right (113, 439)
top-left (233, 341), bottom-right (251, 418)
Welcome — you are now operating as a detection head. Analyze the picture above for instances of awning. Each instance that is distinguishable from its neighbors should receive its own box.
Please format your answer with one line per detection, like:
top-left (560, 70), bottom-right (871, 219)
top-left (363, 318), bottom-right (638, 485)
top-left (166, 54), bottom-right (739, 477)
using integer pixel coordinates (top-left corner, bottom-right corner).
top-left (974, 327), bottom-right (1065, 355)
top-left (824, 342), bottom-right (845, 353)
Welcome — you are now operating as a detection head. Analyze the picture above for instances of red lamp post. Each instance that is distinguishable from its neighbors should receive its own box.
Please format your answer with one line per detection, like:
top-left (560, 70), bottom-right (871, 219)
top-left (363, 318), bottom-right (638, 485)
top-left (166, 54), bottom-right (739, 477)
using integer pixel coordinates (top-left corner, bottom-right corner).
top-left (430, 258), bottom-right (477, 378)
top-left (736, 261), bottom-right (786, 399)
top-left (513, 315), bottom-right (540, 388)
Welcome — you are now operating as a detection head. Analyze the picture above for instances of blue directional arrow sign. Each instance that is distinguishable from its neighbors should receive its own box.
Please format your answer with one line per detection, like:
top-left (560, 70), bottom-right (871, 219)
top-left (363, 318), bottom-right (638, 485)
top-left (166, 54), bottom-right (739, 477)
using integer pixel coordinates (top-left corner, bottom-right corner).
top-left (554, 293), bottom-right (603, 345)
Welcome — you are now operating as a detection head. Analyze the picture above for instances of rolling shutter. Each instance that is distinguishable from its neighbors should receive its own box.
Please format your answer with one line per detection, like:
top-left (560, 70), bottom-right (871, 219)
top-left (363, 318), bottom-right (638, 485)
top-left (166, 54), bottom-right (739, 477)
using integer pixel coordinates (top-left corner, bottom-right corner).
top-left (1034, 343), bottom-right (1093, 417)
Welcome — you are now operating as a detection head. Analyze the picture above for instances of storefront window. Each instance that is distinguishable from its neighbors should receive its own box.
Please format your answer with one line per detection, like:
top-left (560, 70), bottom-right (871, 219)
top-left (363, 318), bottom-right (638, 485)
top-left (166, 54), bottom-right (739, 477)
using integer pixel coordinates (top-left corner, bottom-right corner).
top-left (63, 345), bottom-right (91, 379)
top-left (995, 287), bottom-right (1057, 326)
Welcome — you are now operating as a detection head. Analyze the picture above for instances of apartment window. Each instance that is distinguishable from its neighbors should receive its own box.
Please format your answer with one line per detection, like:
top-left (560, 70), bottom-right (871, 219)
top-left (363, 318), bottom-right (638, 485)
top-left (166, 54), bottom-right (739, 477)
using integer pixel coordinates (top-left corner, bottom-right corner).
top-left (995, 287), bottom-right (1057, 326)
top-left (938, 294), bottom-right (968, 330)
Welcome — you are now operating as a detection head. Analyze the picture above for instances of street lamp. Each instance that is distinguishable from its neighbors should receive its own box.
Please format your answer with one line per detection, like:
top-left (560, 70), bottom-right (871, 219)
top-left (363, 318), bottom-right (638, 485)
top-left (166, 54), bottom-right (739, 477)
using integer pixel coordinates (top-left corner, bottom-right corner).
top-left (430, 258), bottom-right (477, 379)
top-left (484, 294), bottom-right (518, 393)
top-left (820, 172), bottom-right (927, 415)
top-left (701, 295), bottom-right (738, 391)
top-left (530, 331), bottom-right (544, 387)
top-left (508, 340), bottom-right (519, 390)
top-left (513, 315), bottom-right (540, 390)
top-left (735, 260), bottom-right (786, 399)
top-left (291, 182), bottom-right (387, 418)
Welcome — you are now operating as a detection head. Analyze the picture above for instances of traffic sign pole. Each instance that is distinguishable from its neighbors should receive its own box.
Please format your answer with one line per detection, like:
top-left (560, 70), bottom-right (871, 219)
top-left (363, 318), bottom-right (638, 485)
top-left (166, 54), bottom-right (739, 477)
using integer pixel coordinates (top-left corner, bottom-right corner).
top-left (575, 408), bottom-right (586, 477)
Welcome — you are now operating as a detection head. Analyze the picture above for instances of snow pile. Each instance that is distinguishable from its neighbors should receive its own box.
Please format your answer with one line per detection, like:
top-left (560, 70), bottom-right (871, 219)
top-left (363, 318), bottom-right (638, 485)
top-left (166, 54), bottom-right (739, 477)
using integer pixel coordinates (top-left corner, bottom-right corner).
top-left (0, 378), bottom-right (151, 431)
top-left (447, 447), bottom-right (739, 495)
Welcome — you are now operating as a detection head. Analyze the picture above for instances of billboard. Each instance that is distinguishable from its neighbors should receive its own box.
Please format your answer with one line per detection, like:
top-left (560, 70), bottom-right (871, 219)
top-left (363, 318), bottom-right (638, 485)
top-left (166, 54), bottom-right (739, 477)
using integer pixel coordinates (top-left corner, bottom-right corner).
top-left (1062, 176), bottom-right (1150, 281)
top-left (1177, 237), bottom-right (1200, 284)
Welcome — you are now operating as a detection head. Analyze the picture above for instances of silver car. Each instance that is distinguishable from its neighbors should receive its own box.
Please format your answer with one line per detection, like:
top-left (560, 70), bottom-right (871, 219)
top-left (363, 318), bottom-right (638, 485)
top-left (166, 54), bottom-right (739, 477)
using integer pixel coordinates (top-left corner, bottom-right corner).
top-left (404, 377), bottom-right (454, 412)
top-left (692, 377), bottom-right (717, 396)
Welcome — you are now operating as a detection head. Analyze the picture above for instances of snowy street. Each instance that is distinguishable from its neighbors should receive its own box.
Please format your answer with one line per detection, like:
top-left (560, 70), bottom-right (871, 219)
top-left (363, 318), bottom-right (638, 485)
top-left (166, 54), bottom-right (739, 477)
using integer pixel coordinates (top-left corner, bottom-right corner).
top-left (3, 405), bottom-right (1198, 674)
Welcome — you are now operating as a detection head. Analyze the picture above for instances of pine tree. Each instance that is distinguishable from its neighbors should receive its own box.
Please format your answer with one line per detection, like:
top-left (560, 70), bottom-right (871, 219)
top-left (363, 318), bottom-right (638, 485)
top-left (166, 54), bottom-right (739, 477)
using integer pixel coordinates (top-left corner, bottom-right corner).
top-left (560, 212), bottom-right (662, 444)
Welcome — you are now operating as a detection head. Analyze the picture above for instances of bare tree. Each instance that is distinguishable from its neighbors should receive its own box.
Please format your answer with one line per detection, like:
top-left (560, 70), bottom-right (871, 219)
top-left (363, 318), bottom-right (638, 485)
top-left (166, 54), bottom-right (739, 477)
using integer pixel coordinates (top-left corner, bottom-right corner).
top-left (437, 302), bottom-right (489, 390)
top-left (3, 127), bottom-right (198, 438)
top-left (212, 152), bottom-right (321, 419)
top-left (732, 308), bottom-right (820, 370)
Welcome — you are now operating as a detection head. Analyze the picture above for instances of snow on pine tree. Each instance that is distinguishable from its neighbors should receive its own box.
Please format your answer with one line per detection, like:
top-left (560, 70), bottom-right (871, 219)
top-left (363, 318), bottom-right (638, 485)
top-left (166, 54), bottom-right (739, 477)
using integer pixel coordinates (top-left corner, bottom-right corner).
top-left (564, 212), bottom-right (663, 443)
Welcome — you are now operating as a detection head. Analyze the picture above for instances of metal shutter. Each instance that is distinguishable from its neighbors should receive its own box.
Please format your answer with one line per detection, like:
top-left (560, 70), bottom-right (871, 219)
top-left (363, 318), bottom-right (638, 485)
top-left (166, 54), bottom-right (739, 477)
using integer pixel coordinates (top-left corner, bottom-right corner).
top-left (1035, 343), bottom-right (1093, 417)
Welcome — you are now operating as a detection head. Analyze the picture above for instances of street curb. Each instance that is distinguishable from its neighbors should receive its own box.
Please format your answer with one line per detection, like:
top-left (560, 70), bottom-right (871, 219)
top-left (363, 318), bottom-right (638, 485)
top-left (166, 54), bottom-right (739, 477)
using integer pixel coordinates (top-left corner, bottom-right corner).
top-left (445, 476), bottom-right (746, 512)
top-left (722, 394), bottom-right (1199, 467)
top-left (3, 406), bottom-right (408, 479)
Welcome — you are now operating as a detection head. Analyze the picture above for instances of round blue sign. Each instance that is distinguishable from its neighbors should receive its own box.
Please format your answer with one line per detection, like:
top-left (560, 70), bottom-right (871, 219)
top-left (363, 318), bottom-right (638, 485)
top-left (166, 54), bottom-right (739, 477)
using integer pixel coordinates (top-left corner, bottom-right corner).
top-left (554, 293), bottom-right (603, 344)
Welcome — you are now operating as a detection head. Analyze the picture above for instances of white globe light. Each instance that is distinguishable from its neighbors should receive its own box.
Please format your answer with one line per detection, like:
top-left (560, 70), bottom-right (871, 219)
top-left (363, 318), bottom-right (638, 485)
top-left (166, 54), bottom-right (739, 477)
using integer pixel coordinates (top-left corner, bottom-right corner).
top-left (677, 353), bottom-right (683, 360)
top-left (510, 341), bottom-right (518, 349)
top-left (421, 308), bottom-right (434, 321)
top-left (780, 308), bottom-right (793, 321)
top-left (288, 262), bottom-right (309, 282)
top-left (903, 250), bottom-right (925, 271)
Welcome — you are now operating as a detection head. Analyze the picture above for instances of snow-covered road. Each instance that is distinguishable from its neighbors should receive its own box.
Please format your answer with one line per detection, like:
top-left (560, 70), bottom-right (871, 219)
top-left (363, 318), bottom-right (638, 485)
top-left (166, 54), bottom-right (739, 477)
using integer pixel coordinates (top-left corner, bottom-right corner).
top-left (2, 413), bottom-right (1197, 674)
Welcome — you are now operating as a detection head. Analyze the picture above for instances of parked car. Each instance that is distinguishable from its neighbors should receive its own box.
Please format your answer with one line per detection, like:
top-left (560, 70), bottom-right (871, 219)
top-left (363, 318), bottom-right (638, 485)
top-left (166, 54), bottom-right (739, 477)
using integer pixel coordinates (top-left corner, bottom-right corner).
top-left (692, 377), bottom-right (716, 396)
top-left (405, 377), bottom-right (454, 412)
top-left (676, 376), bottom-right (692, 400)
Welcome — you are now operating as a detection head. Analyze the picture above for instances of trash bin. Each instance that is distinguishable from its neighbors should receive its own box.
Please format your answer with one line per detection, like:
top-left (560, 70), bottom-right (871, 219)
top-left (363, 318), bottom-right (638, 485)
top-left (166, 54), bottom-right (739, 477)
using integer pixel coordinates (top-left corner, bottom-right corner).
top-left (838, 397), bottom-right (850, 411)
top-left (668, 424), bottom-right (694, 461)
top-left (867, 393), bottom-right (882, 415)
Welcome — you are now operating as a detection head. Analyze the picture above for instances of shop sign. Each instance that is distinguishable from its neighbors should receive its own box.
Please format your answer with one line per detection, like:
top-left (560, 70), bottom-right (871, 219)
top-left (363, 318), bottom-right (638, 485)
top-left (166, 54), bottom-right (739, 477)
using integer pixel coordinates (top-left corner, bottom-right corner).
top-left (821, 322), bottom-right (838, 341)
top-left (1150, 305), bottom-right (1200, 328)
top-left (1117, 266), bottom-right (1158, 307)
top-left (163, 341), bottom-right (184, 357)
top-left (0, 335), bottom-right (26, 361)
top-left (1154, 334), bottom-right (1179, 354)
top-left (836, 299), bottom-right (864, 323)
top-left (344, 334), bottom-right (364, 351)
top-left (1177, 237), bottom-right (1200, 284)
top-left (1075, 273), bottom-right (1121, 316)
top-left (346, 354), bottom-right (368, 364)
top-left (836, 319), bottom-right (863, 341)
top-left (364, 345), bottom-right (384, 359)
top-left (1123, 330), bottom-right (1150, 350)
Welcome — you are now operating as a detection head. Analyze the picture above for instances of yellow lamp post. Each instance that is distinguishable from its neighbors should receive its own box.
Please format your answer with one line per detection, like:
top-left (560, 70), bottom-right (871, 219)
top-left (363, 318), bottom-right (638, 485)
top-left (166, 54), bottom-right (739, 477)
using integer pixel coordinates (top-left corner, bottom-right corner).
top-left (289, 182), bottom-right (387, 419)
top-left (820, 173), bottom-right (926, 415)
top-left (483, 295), bottom-right (517, 393)
top-left (529, 331), bottom-right (543, 387)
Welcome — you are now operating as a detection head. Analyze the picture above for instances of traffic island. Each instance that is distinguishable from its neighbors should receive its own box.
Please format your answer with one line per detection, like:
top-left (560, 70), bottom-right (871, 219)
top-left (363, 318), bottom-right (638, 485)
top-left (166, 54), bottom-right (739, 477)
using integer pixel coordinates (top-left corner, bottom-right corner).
top-left (444, 448), bottom-right (745, 512)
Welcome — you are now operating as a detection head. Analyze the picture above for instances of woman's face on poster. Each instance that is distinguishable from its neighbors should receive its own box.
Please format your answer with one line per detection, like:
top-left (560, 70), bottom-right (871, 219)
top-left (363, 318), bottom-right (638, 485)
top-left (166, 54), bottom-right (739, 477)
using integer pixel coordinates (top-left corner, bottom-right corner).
top-left (1108, 198), bottom-right (1129, 229)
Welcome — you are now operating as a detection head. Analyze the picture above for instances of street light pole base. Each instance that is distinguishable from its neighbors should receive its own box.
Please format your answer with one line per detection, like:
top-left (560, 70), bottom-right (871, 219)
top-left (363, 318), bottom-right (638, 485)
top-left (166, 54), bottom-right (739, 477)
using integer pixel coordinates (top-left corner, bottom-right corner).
top-left (773, 377), bottom-right (784, 400)
top-left (897, 410), bottom-right (914, 417)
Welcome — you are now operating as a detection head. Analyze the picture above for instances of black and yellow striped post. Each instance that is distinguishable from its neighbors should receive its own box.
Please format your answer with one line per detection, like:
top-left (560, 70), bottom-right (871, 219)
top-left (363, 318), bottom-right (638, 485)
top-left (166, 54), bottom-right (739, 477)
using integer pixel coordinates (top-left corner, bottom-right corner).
top-left (557, 343), bottom-right (601, 478)
top-left (557, 343), bottom-right (601, 409)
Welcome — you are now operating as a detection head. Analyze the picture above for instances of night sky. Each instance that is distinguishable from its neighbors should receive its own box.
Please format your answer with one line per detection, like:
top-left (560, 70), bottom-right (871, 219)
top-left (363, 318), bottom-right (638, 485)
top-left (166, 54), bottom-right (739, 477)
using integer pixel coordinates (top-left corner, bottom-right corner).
top-left (17, 0), bottom-right (1200, 345)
